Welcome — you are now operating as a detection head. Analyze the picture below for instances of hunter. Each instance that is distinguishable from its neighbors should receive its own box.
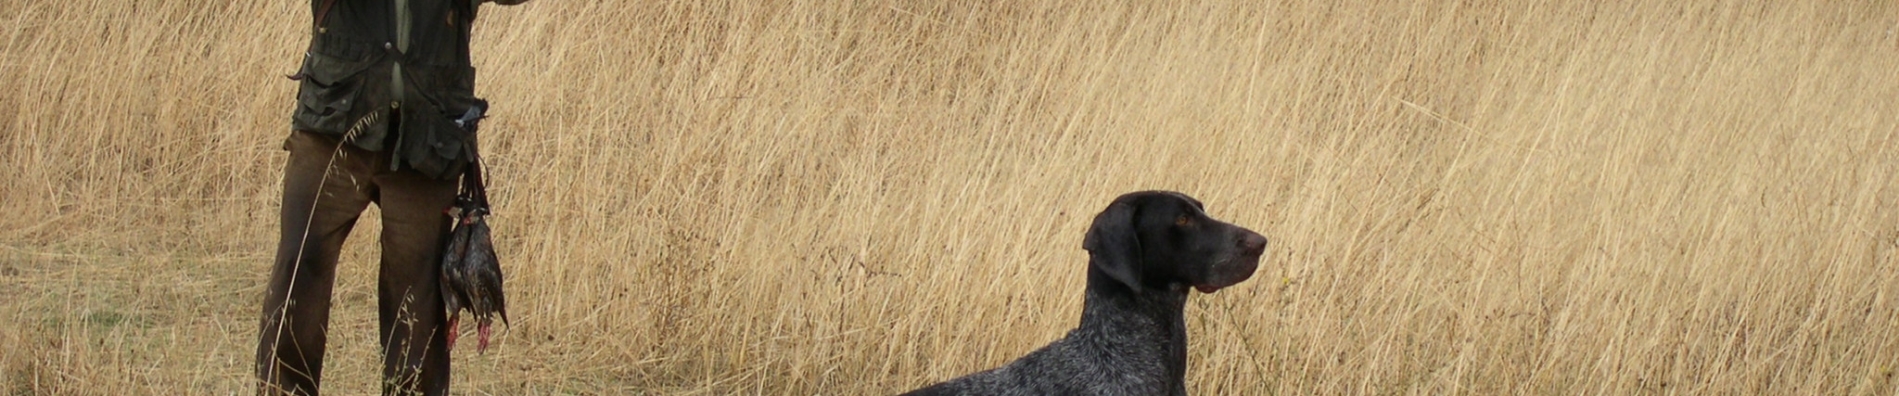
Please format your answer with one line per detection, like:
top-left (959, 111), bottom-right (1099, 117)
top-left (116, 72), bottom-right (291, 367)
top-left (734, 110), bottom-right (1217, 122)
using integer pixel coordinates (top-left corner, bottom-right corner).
top-left (257, 0), bottom-right (527, 395)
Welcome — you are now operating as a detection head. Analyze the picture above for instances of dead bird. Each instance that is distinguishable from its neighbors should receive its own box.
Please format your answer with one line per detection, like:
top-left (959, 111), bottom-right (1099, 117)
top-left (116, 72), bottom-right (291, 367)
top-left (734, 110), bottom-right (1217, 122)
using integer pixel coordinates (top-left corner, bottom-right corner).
top-left (441, 203), bottom-right (508, 353)
top-left (440, 207), bottom-right (473, 351)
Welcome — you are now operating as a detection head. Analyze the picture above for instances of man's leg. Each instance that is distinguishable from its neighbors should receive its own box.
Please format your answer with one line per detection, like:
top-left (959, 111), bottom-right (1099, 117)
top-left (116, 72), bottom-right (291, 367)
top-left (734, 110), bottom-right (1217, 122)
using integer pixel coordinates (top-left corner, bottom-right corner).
top-left (258, 131), bottom-right (376, 395)
top-left (374, 167), bottom-right (459, 395)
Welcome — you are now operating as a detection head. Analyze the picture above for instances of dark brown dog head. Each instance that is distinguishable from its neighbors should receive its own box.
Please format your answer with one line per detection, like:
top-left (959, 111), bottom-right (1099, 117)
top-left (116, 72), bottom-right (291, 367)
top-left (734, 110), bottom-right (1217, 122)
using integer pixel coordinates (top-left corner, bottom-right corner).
top-left (1083, 191), bottom-right (1268, 294)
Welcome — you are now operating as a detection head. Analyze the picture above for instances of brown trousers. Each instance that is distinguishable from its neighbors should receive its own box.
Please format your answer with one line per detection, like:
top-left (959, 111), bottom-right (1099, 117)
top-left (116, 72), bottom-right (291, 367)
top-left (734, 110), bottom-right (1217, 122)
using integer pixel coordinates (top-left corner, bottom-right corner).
top-left (257, 131), bottom-right (456, 395)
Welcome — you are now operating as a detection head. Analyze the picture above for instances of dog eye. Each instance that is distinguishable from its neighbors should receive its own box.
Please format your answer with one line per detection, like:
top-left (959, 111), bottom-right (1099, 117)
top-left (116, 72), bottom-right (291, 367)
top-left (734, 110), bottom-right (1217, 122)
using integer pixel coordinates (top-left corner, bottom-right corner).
top-left (1174, 215), bottom-right (1192, 227)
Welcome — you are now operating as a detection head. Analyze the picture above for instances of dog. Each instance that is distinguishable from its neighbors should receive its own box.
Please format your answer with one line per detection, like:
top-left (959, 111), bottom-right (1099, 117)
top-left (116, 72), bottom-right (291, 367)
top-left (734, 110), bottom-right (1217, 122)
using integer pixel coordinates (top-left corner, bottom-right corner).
top-left (901, 190), bottom-right (1268, 396)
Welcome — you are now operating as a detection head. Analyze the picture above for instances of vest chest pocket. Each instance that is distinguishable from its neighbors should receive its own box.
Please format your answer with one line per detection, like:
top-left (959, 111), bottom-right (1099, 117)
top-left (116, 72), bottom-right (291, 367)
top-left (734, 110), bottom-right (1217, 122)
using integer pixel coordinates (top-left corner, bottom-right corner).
top-left (291, 52), bottom-right (384, 137)
top-left (396, 95), bottom-right (473, 180)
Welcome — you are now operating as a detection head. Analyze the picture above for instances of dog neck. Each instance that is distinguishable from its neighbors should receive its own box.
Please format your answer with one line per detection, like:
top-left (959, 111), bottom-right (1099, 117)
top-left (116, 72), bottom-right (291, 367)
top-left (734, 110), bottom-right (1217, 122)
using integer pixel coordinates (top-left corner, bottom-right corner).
top-left (1078, 264), bottom-right (1192, 386)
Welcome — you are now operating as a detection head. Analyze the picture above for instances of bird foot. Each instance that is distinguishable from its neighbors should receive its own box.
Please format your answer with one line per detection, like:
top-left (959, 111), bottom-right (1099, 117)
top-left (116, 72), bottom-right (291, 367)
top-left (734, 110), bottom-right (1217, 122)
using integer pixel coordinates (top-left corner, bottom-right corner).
top-left (445, 316), bottom-right (460, 350)
top-left (476, 324), bottom-right (493, 354)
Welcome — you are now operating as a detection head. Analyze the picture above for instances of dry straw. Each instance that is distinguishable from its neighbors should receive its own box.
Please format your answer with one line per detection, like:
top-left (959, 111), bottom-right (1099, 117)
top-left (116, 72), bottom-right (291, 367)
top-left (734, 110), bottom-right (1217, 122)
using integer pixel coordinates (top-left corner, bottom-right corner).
top-left (1, 1), bottom-right (1896, 394)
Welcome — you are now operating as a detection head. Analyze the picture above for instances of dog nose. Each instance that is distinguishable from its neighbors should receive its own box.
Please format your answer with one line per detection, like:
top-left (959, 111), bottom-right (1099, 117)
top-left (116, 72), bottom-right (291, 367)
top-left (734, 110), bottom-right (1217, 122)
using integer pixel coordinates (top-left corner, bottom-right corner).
top-left (1239, 232), bottom-right (1267, 256)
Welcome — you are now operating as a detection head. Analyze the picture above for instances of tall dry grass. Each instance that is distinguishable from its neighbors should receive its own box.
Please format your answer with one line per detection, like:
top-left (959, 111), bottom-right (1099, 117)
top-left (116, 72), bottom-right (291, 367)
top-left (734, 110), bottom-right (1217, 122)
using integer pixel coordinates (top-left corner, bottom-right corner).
top-left (3, 0), bottom-right (1897, 394)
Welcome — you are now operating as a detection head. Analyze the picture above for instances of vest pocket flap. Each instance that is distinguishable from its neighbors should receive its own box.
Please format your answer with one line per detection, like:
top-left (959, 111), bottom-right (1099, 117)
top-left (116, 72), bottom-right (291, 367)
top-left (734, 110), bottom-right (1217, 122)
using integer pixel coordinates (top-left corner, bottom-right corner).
top-left (300, 51), bottom-right (378, 86)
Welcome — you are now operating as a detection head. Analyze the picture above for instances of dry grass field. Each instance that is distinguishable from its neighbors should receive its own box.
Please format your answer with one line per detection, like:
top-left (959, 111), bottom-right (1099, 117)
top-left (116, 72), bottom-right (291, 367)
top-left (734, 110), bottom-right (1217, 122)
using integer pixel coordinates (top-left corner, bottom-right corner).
top-left (3, 0), bottom-right (1897, 394)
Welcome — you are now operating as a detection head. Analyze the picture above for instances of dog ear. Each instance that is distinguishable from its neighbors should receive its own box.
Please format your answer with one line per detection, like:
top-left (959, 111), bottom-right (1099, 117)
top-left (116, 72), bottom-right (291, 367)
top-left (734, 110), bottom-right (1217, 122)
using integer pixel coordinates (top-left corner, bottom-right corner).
top-left (1083, 200), bottom-right (1144, 292)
